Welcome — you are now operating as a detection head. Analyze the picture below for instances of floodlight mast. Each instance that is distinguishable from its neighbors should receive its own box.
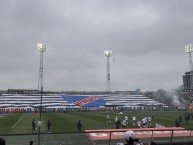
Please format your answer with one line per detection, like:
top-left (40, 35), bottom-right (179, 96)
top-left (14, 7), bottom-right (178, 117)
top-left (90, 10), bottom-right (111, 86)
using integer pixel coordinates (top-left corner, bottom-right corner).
top-left (37, 43), bottom-right (46, 91)
top-left (104, 50), bottom-right (112, 92)
top-left (37, 43), bottom-right (46, 145)
top-left (185, 44), bottom-right (193, 71)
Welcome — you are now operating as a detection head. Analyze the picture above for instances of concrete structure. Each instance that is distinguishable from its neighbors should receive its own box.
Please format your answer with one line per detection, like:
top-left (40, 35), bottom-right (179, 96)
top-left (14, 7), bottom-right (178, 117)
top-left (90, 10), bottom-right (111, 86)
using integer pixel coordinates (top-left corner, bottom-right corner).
top-left (183, 71), bottom-right (193, 91)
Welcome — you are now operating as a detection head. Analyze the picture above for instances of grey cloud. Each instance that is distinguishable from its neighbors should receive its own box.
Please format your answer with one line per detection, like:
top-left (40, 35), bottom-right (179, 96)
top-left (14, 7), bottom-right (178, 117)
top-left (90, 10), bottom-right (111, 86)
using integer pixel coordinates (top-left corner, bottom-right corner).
top-left (0, 0), bottom-right (192, 91)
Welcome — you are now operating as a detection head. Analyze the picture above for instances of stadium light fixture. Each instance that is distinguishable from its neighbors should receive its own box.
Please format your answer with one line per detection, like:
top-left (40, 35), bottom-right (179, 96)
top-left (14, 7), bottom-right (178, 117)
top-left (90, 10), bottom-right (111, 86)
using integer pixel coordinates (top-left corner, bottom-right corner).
top-left (37, 43), bottom-right (46, 52)
top-left (104, 50), bottom-right (112, 57)
top-left (185, 44), bottom-right (193, 53)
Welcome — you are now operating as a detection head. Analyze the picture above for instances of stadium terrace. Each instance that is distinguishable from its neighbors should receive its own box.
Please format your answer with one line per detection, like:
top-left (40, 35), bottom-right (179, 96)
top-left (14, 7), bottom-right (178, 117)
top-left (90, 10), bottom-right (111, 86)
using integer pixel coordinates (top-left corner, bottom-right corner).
top-left (0, 93), bottom-right (169, 113)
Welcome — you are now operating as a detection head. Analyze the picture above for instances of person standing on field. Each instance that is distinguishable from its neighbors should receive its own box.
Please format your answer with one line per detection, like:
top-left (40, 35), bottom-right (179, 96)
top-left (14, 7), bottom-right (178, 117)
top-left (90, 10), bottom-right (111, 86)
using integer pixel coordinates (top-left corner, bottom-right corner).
top-left (77, 120), bottom-right (82, 132)
top-left (106, 114), bottom-right (111, 123)
top-left (115, 116), bottom-right (118, 122)
top-left (47, 119), bottom-right (51, 133)
top-left (31, 119), bottom-right (36, 133)
top-left (132, 116), bottom-right (136, 126)
top-left (115, 119), bottom-right (121, 129)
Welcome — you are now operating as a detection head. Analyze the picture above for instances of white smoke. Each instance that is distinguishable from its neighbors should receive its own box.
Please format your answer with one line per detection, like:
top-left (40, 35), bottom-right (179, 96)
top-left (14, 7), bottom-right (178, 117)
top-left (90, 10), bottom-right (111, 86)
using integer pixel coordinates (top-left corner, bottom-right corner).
top-left (165, 89), bottom-right (180, 106)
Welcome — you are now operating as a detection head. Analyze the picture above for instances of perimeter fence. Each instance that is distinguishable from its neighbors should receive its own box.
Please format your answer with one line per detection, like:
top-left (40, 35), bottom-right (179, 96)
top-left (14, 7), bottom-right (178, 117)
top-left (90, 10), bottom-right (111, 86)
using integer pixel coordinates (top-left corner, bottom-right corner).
top-left (1, 128), bottom-right (193, 145)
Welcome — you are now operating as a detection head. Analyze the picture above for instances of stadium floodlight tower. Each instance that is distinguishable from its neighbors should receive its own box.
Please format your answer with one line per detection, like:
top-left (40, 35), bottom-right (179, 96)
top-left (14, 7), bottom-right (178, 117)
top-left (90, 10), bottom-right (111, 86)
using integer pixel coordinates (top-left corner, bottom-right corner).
top-left (185, 44), bottom-right (193, 71)
top-left (37, 43), bottom-right (46, 145)
top-left (104, 50), bottom-right (112, 92)
top-left (37, 43), bottom-right (46, 91)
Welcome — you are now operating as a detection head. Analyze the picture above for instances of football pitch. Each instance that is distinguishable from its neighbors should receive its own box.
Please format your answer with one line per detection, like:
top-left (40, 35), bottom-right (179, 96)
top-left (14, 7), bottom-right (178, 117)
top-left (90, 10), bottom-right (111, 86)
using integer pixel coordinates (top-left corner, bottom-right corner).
top-left (0, 110), bottom-right (192, 134)
top-left (0, 111), bottom-right (193, 145)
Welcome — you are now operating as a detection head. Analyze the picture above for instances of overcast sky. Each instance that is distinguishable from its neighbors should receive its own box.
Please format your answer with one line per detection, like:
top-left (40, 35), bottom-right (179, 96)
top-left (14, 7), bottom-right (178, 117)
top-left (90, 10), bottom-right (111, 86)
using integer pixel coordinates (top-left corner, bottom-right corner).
top-left (0, 0), bottom-right (193, 92)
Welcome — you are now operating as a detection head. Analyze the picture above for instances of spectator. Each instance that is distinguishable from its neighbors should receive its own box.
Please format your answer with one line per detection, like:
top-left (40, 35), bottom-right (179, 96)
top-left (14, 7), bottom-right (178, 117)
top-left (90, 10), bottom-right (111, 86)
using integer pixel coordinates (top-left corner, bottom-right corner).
top-left (125, 130), bottom-right (143, 145)
top-left (0, 138), bottom-right (5, 145)
top-left (77, 120), bottom-right (82, 132)
top-left (29, 141), bottom-right (33, 145)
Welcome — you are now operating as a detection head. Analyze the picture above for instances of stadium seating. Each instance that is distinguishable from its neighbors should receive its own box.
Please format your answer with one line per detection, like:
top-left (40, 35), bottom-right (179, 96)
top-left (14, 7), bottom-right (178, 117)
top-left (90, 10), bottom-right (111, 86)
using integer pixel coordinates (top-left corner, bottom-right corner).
top-left (0, 94), bottom-right (167, 113)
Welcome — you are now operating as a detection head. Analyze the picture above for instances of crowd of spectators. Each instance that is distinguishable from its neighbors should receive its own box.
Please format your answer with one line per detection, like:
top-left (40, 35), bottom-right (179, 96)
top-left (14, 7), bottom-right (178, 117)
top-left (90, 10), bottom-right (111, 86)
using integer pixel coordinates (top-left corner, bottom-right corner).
top-left (178, 91), bottom-right (193, 105)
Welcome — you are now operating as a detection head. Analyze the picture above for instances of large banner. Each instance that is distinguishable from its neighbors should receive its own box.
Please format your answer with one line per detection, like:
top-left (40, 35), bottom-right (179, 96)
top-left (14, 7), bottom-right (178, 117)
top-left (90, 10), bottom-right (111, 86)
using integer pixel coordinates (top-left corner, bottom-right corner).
top-left (62, 95), bottom-right (106, 107)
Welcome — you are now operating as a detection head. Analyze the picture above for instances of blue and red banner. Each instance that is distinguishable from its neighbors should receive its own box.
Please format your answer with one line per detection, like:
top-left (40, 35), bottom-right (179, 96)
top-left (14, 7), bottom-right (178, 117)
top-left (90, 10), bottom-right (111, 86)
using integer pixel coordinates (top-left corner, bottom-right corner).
top-left (62, 95), bottom-right (105, 107)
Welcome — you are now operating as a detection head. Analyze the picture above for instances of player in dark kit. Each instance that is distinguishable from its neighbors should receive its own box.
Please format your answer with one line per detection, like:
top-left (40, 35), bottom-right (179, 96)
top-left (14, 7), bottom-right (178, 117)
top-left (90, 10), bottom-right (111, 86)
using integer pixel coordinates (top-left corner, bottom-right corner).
top-left (77, 120), bottom-right (82, 132)
top-left (47, 119), bottom-right (51, 133)
top-left (31, 119), bottom-right (36, 133)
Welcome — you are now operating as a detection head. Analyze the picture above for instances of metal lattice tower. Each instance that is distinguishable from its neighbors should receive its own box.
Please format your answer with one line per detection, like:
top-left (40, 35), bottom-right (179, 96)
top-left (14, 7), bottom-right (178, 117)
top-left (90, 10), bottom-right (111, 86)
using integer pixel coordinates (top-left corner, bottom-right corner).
top-left (185, 44), bottom-right (193, 71)
top-left (104, 50), bottom-right (112, 92)
top-left (37, 43), bottom-right (46, 145)
top-left (37, 43), bottom-right (46, 91)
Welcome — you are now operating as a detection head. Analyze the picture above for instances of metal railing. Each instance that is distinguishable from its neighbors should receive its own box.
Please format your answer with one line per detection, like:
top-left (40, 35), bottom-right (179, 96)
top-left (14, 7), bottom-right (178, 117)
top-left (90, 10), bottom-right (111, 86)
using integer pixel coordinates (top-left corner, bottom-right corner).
top-left (0, 129), bottom-right (193, 145)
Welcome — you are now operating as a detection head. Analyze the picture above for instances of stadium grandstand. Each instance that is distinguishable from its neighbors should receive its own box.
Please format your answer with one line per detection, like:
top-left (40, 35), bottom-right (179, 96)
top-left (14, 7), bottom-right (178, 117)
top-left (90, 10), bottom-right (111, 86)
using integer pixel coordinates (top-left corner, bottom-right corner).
top-left (0, 94), bottom-right (80, 113)
top-left (103, 94), bottom-right (166, 109)
top-left (0, 89), bottom-right (168, 113)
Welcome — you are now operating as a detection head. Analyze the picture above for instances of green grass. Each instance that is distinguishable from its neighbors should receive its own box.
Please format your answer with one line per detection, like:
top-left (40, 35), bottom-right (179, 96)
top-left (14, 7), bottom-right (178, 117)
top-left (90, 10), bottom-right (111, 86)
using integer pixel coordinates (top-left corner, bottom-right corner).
top-left (0, 110), bottom-right (193, 135)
